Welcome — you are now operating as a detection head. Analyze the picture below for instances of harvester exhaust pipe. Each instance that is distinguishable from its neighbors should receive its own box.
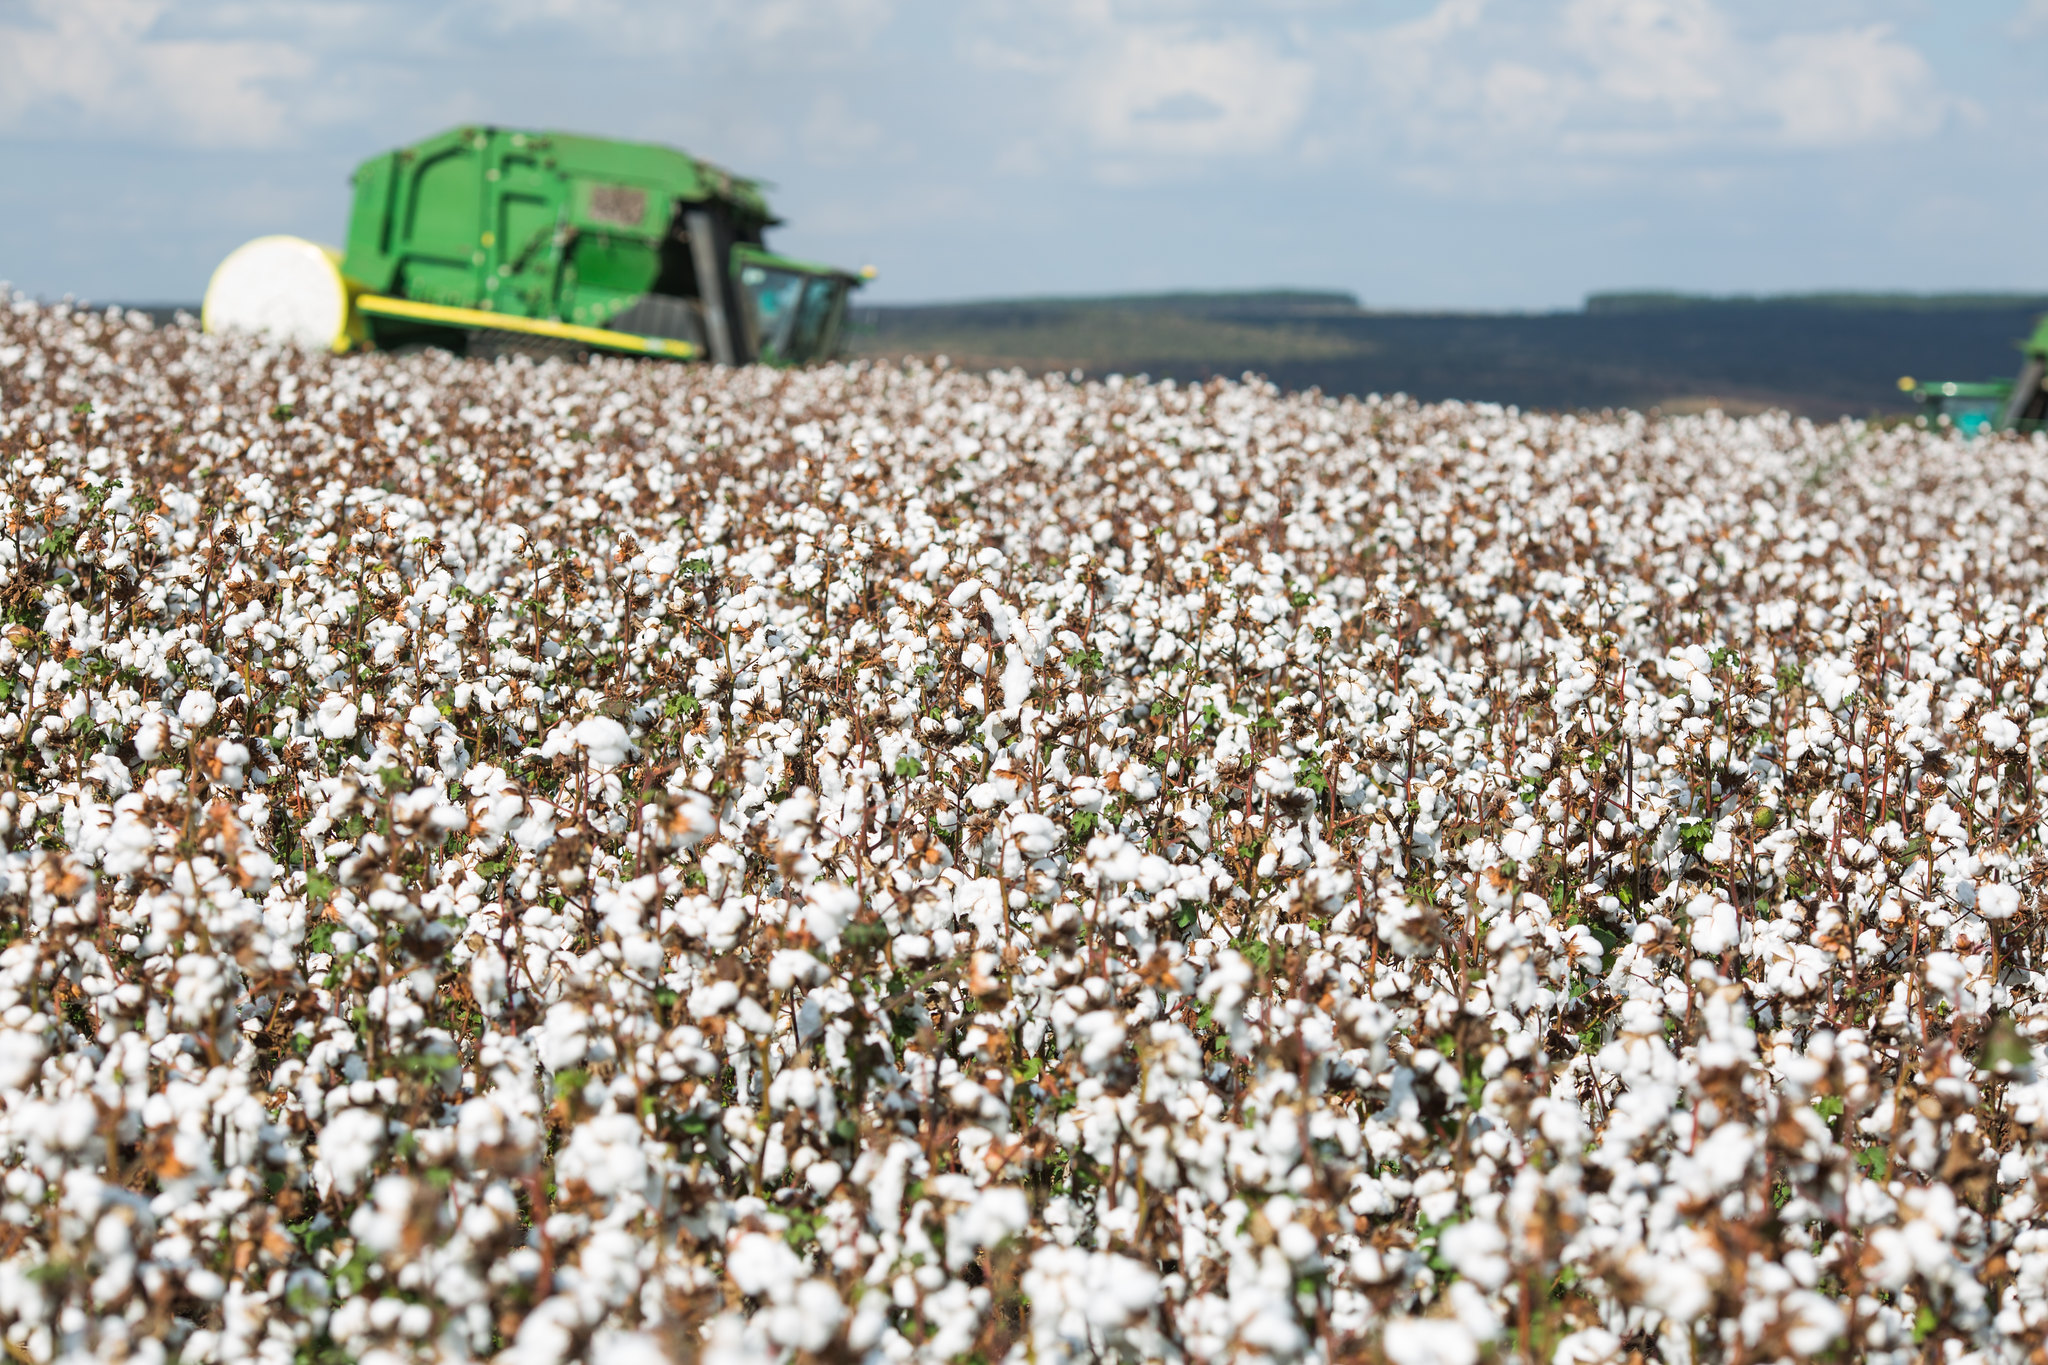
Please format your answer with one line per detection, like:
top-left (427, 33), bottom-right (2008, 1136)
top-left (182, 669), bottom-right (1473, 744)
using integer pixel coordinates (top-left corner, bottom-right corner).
top-left (684, 205), bottom-right (744, 366)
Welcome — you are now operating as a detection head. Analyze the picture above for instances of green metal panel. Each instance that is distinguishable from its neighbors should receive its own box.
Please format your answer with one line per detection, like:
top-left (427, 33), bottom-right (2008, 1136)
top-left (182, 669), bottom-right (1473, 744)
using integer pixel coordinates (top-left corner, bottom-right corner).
top-left (343, 153), bottom-right (401, 293)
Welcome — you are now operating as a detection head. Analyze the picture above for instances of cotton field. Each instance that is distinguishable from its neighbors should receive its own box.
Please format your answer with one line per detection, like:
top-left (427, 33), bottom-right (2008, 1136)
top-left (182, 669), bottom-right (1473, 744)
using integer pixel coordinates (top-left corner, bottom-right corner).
top-left (3, 299), bottom-right (2048, 1365)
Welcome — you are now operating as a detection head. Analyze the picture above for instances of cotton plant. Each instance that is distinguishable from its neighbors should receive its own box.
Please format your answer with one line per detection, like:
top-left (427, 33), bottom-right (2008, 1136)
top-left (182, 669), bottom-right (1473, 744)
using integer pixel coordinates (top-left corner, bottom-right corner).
top-left (0, 298), bottom-right (2047, 1365)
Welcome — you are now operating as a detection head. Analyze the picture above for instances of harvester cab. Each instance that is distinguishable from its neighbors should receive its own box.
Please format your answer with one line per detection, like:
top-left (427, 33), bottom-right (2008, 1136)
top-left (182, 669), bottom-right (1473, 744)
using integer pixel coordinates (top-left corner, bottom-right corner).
top-left (203, 126), bottom-right (870, 365)
top-left (1898, 314), bottom-right (2048, 435)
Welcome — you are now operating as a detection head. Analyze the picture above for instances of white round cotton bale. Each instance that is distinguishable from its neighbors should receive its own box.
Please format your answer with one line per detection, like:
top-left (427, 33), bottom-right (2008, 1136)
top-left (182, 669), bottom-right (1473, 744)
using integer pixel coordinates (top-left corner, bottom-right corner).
top-left (202, 236), bottom-right (356, 352)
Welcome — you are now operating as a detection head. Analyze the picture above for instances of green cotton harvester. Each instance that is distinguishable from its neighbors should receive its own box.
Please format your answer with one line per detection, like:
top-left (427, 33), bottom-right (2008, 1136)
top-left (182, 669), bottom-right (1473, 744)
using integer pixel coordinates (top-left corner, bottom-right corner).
top-left (202, 125), bottom-right (871, 365)
top-left (1896, 313), bottom-right (2048, 436)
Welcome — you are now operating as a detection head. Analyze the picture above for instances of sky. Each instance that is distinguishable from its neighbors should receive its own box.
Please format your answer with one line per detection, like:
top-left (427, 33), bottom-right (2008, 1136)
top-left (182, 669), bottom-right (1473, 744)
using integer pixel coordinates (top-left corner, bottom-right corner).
top-left (1, 0), bottom-right (2044, 310)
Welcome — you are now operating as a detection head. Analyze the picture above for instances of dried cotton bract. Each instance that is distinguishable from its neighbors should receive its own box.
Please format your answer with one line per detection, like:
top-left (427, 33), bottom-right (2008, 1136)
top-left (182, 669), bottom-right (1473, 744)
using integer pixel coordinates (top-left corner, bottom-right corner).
top-left (3, 298), bottom-right (2048, 1365)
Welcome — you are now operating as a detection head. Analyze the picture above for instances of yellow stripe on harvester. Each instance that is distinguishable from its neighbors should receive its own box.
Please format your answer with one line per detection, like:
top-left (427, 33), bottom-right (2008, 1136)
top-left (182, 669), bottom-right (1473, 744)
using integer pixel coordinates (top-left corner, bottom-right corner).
top-left (355, 295), bottom-right (700, 359)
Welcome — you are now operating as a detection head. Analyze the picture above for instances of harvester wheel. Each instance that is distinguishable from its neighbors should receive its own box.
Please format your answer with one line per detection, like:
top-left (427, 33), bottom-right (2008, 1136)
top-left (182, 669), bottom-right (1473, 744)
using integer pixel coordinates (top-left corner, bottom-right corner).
top-left (202, 236), bottom-right (361, 353)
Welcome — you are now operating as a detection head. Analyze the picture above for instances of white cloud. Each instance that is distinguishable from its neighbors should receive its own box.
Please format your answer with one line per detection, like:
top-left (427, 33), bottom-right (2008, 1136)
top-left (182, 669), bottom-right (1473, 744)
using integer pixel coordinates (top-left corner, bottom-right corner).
top-left (478, 0), bottom-right (893, 64)
top-left (1562, 0), bottom-right (1733, 112)
top-left (1333, 0), bottom-right (1953, 171)
top-left (0, 0), bottom-right (312, 147)
top-left (1067, 25), bottom-right (1313, 159)
top-left (1758, 25), bottom-right (1946, 147)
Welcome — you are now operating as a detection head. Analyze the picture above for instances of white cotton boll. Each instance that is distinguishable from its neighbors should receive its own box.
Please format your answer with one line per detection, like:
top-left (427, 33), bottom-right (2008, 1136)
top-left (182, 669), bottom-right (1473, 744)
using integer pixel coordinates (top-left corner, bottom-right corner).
top-left (1446, 1280), bottom-right (1502, 1342)
top-left (1688, 892), bottom-right (1739, 956)
top-left (177, 689), bottom-right (217, 730)
top-left (1023, 1246), bottom-right (1159, 1346)
top-left (465, 763), bottom-right (514, 797)
top-left (316, 694), bottom-right (359, 740)
top-left (1810, 654), bottom-right (1858, 710)
top-left (1085, 832), bottom-right (1143, 884)
top-left (586, 1333), bottom-right (671, 1365)
top-left (1253, 755), bottom-right (1297, 796)
top-left (81, 752), bottom-right (131, 801)
top-left (535, 1001), bottom-right (590, 1073)
top-left (171, 953), bottom-right (228, 1027)
top-left (314, 1107), bottom-right (387, 1197)
top-left (470, 945), bottom-right (508, 1009)
top-left (768, 948), bottom-right (826, 991)
top-left (1628, 1248), bottom-right (1711, 1323)
top-left (1983, 712), bottom-right (2022, 750)
top-left (1499, 824), bottom-right (1543, 864)
top-left (556, 1113), bottom-right (650, 1202)
top-left (133, 710), bottom-right (170, 761)
top-left (1383, 1318), bottom-right (1478, 1365)
top-left (573, 715), bottom-right (632, 769)
top-left (1780, 1291), bottom-right (1846, 1356)
top-left (348, 1175), bottom-right (416, 1254)
top-left (1438, 1219), bottom-right (1509, 1290)
top-left (1118, 762), bottom-right (1160, 802)
top-left (945, 1187), bottom-right (1029, 1269)
top-left (765, 1279), bottom-right (847, 1353)
top-left (1979, 881), bottom-right (2022, 920)
top-left (1074, 1010), bottom-right (1127, 1071)
top-left (1276, 1221), bottom-right (1318, 1264)
top-left (1011, 812), bottom-right (1060, 857)
top-left (734, 995), bottom-right (776, 1034)
top-left (1552, 1328), bottom-right (1623, 1365)
top-left (1000, 643), bottom-right (1034, 712)
top-left (212, 740), bottom-right (250, 788)
top-left (727, 1231), bottom-right (805, 1299)
top-left (690, 979), bottom-right (740, 1022)
top-left (805, 882), bottom-right (859, 945)
top-left (1376, 892), bottom-right (1437, 959)
top-left (0, 1029), bottom-right (47, 1092)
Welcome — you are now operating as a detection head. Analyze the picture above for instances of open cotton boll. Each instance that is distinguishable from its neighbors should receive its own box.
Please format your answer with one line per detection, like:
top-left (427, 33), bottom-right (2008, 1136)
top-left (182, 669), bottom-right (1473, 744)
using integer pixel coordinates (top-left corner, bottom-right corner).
top-left (585, 1332), bottom-right (672, 1365)
top-left (1383, 1319), bottom-right (1479, 1365)
top-left (1983, 711), bottom-right (2022, 750)
top-left (1551, 1328), bottom-right (1624, 1365)
top-left (726, 1231), bottom-right (805, 1300)
top-left (1979, 881), bottom-right (2022, 920)
top-left (1688, 893), bottom-right (1739, 956)
top-left (176, 689), bottom-right (217, 730)
top-left (314, 1107), bottom-right (387, 1197)
top-left (572, 715), bottom-right (632, 769)
top-left (1437, 1219), bottom-right (1510, 1290)
top-left (133, 709), bottom-right (171, 761)
top-left (315, 693), bottom-right (359, 740)
top-left (1082, 832), bottom-right (1143, 884)
top-left (1117, 761), bottom-right (1161, 802)
top-left (804, 882), bottom-right (859, 945)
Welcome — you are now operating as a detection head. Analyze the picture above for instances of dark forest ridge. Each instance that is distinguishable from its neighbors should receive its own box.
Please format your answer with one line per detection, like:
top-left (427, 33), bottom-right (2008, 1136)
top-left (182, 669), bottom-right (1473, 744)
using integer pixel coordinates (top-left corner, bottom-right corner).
top-left (850, 289), bottom-right (2048, 419)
